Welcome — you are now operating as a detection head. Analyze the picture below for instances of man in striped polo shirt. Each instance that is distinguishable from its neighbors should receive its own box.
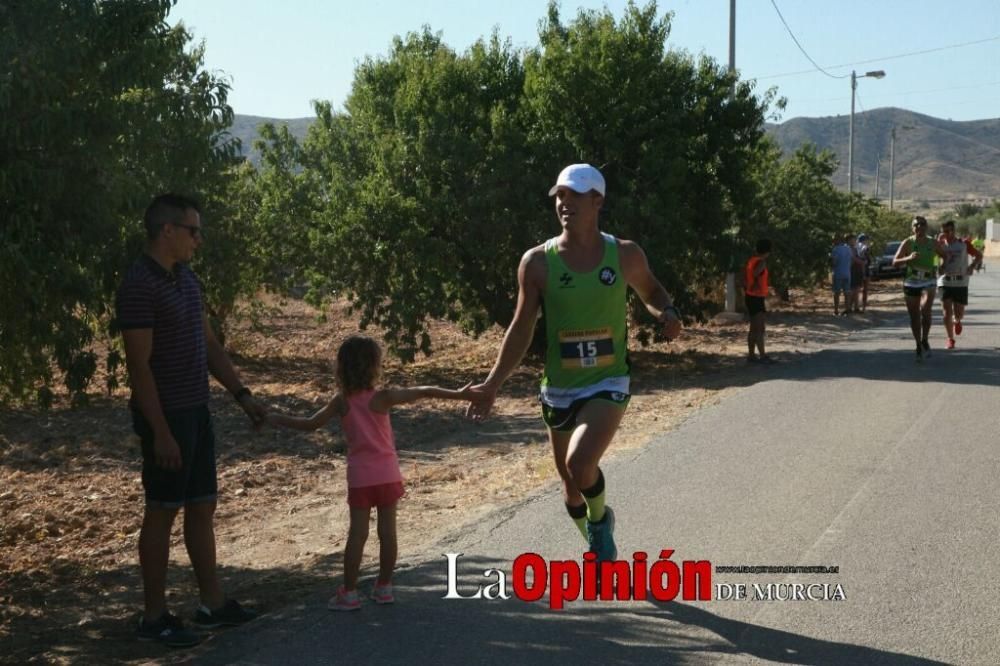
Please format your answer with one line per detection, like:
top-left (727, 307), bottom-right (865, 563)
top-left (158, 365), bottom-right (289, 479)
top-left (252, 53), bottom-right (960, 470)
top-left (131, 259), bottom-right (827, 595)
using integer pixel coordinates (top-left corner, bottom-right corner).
top-left (116, 194), bottom-right (266, 647)
top-left (467, 164), bottom-right (682, 568)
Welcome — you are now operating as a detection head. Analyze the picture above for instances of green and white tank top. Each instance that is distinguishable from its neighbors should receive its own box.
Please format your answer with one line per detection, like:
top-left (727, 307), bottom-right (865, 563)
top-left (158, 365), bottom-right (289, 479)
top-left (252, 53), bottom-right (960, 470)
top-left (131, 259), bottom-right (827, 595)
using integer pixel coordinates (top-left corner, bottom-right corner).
top-left (904, 235), bottom-right (937, 287)
top-left (540, 232), bottom-right (630, 408)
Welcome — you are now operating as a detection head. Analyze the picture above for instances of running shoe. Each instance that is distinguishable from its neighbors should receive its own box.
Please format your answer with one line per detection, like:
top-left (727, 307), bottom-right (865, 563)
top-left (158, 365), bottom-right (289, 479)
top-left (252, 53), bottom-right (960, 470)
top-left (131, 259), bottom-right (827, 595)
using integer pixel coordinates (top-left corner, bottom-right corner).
top-left (371, 582), bottom-right (395, 605)
top-left (946, 338), bottom-right (956, 349)
top-left (915, 346), bottom-right (923, 363)
top-left (137, 612), bottom-right (202, 648)
top-left (955, 321), bottom-right (963, 335)
top-left (922, 340), bottom-right (931, 358)
top-left (329, 586), bottom-right (361, 611)
top-left (586, 506), bottom-right (617, 563)
top-left (193, 598), bottom-right (257, 629)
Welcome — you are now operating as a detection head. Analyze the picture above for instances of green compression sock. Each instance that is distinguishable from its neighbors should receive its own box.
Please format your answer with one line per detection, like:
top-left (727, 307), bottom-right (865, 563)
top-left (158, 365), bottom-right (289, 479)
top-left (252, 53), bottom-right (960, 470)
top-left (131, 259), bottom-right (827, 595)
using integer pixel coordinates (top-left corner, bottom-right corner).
top-left (581, 469), bottom-right (606, 523)
top-left (566, 502), bottom-right (588, 540)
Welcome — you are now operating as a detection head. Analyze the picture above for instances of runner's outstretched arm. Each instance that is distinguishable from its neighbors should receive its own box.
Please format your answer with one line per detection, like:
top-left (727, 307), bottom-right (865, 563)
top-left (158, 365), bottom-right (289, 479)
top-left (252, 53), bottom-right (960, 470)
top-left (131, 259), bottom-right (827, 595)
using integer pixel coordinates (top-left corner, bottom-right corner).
top-left (467, 248), bottom-right (544, 420)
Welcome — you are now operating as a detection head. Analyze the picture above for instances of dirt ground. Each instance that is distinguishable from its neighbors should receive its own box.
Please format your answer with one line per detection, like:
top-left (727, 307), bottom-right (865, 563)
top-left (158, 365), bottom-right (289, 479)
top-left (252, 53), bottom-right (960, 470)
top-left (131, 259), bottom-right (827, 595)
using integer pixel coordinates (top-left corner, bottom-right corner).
top-left (0, 282), bottom-right (906, 665)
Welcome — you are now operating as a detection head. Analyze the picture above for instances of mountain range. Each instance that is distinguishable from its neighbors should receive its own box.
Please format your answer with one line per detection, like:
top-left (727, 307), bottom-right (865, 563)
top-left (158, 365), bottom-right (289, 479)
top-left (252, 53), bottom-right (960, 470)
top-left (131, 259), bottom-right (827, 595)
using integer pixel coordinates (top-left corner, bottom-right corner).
top-left (229, 108), bottom-right (1000, 203)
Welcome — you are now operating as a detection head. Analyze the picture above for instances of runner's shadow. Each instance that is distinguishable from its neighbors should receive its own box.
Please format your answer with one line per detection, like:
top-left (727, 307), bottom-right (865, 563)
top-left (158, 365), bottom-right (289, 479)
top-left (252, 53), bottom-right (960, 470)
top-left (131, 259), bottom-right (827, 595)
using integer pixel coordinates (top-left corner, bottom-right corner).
top-left (191, 555), bottom-right (951, 666)
top-left (645, 599), bottom-right (952, 665)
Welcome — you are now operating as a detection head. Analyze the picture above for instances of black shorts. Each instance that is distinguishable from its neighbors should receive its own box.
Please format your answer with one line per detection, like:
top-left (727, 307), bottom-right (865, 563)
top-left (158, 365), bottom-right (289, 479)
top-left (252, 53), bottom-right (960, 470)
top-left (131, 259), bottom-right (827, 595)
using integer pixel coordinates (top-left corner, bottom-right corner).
top-left (941, 286), bottom-right (969, 305)
top-left (541, 390), bottom-right (630, 432)
top-left (850, 268), bottom-right (864, 290)
top-left (745, 295), bottom-right (766, 316)
top-left (903, 285), bottom-right (936, 298)
top-left (132, 405), bottom-right (217, 509)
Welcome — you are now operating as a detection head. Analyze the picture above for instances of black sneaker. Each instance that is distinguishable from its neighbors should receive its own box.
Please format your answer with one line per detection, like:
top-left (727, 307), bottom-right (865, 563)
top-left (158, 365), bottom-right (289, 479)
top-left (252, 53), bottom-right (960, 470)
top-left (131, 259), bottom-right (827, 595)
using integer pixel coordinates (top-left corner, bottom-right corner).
top-left (922, 340), bottom-right (931, 358)
top-left (915, 346), bottom-right (924, 363)
top-left (193, 599), bottom-right (258, 629)
top-left (137, 612), bottom-right (202, 648)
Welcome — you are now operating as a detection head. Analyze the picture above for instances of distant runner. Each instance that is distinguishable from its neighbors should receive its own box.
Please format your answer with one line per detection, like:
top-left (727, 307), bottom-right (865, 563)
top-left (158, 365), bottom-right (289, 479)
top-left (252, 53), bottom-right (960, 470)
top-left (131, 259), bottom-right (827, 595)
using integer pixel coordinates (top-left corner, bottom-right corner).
top-left (937, 220), bottom-right (983, 349)
top-left (893, 216), bottom-right (946, 361)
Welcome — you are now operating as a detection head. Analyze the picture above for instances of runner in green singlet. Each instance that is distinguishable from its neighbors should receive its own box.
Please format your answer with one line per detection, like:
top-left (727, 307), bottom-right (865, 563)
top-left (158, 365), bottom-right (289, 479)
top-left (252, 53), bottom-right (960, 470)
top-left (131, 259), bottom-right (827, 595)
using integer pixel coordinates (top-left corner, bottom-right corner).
top-left (467, 164), bottom-right (682, 565)
top-left (892, 216), bottom-right (946, 362)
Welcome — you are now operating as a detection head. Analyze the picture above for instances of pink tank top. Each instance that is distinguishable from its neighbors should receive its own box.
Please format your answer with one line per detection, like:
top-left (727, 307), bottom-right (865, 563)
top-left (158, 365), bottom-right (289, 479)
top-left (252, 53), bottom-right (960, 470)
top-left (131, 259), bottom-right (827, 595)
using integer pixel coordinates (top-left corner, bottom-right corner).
top-left (340, 389), bottom-right (402, 488)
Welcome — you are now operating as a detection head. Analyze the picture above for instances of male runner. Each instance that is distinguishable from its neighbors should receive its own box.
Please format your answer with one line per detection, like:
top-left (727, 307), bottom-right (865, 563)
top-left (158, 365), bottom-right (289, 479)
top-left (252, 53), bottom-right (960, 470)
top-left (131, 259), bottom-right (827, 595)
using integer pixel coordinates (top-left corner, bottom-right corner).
top-left (893, 216), bottom-right (946, 361)
top-left (467, 164), bottom-right (681, 563)
top-left (937, 220), bottom-right (983, 349)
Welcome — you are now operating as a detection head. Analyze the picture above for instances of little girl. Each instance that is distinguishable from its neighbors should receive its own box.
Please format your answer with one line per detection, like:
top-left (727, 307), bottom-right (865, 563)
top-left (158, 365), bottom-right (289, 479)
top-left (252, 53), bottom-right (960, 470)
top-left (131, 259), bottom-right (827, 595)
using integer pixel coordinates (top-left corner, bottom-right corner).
top-left (267, 335), bottom-right (471, 610)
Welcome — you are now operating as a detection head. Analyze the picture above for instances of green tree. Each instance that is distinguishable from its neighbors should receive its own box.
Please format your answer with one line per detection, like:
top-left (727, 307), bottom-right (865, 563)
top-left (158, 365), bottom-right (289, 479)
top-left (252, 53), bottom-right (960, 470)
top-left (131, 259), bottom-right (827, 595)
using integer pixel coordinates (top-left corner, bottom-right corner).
top-left (254, 29), bottom-right (539, 359)
top-left (0, 0), bottom-right (239, 404)
top-left (744, 143), bottom-right (851, 289)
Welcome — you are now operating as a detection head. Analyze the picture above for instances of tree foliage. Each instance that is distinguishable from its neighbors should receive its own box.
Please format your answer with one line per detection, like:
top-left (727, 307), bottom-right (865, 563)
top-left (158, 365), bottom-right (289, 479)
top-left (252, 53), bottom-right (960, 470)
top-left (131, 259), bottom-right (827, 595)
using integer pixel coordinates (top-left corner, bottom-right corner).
top-left (0, 0), bottom-right (239, 404)
top-left (253, 1), bottom-right (783, 358)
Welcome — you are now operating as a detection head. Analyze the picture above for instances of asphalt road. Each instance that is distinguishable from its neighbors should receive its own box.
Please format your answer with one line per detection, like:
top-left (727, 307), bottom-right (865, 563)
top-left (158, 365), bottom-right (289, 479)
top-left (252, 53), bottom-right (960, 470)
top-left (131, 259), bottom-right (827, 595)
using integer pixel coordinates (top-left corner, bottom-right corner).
top-left (195, 270), bottom-right (999, 666)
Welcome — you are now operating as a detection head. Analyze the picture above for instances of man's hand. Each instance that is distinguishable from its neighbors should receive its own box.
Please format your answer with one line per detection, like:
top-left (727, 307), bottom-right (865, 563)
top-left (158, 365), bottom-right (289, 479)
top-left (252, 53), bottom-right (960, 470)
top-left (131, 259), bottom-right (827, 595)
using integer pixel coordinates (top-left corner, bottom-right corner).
top-left (238, 394), bottom-right (268, 429)
top-left (465, 382), bottom-right (499, 421)
top-left (153, 431), bottom-right (183, 471)
top-left (663, 315), bottom-right (682, 342)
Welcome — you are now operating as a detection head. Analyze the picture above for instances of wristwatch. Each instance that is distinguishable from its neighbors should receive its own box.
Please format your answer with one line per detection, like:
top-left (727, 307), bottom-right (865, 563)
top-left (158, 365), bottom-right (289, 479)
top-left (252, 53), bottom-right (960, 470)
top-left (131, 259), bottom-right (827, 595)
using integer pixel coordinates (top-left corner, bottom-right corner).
top-left (662, 305), bottom-right (681, 321)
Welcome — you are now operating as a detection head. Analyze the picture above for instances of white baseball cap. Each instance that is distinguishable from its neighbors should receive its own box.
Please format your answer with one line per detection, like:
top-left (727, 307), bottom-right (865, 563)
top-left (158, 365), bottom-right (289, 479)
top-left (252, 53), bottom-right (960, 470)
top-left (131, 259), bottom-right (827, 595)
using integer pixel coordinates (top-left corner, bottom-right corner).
top-left (548, 163), bottom-right (606, 197)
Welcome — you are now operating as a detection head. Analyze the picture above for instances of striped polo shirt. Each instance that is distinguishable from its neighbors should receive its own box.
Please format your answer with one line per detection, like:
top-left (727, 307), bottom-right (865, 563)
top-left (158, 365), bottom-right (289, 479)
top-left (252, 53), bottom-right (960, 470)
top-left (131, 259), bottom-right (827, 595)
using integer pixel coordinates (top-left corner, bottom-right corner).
top-left (115, 254), bottom-right (210, 411)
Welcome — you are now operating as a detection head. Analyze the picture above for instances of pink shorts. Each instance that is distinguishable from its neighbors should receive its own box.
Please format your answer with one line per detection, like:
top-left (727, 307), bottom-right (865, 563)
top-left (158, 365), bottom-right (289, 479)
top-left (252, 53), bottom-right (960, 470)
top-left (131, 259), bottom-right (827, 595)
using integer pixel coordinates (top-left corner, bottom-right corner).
top-left (347, 481), bottom-right (405, 509)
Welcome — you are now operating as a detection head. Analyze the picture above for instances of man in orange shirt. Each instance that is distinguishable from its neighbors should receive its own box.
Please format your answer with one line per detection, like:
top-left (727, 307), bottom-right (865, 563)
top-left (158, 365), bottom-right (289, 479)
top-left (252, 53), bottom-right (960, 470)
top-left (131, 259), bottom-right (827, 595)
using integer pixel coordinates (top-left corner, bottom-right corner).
top-left (744, 239), bottom-right (773, 363)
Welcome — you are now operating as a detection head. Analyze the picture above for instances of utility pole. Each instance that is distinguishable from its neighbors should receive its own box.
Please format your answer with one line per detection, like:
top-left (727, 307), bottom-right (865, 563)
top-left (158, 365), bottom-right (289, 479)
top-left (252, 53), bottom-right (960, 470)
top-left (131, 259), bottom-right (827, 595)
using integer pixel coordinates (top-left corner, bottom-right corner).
top-left (874, 156), bottom-right (881, 199)
top-left (724, 0), bottom-right (738, 314)
top-left (848, 71), bottom-right (856, 194)
top-left (889, 124), bottom-right (913, 211)
top-left (889, 127), bottom-right (896, 210)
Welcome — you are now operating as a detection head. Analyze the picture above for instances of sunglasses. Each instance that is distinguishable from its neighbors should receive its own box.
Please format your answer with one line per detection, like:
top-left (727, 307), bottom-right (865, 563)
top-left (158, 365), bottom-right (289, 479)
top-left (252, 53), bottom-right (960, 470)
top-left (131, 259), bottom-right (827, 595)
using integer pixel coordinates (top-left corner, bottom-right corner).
top-left (170, 222), bottom-right (203, 238)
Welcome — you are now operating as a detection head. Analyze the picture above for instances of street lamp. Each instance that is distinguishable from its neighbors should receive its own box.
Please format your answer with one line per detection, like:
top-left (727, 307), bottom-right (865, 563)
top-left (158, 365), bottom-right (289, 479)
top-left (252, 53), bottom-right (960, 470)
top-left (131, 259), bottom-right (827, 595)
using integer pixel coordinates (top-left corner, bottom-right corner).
top-left (848, 69), bottom-right (885, 194)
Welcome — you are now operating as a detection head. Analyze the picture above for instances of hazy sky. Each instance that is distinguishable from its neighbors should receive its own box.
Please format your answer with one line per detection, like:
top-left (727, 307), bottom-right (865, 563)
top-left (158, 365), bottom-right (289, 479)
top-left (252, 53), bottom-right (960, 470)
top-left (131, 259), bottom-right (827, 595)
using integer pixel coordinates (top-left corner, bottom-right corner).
top-left (169, 0), bottom-right (1000, 123)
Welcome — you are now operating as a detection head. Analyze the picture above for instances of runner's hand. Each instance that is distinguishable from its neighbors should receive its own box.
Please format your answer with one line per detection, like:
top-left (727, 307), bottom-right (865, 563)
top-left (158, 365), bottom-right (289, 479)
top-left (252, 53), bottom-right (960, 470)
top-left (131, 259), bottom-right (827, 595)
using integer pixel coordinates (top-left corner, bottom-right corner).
top-left (153, 432), bottom-right (183, 471)
top-left (465, 382), bottom-right (498, 421)
top-left (661, 307), bottom-right (682, 342)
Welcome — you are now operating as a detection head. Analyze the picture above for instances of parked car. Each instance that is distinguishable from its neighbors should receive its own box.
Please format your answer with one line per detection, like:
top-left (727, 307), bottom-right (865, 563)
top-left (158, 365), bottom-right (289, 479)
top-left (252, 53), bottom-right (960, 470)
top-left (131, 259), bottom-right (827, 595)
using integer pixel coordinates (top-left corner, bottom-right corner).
top-left (872, 241), bottom-right (904, 278)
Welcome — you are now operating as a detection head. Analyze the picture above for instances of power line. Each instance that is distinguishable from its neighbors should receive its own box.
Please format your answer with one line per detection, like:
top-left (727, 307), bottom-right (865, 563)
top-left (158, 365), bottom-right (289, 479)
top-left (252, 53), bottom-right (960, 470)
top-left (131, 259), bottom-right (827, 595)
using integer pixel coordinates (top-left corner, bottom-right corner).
top-left (755, 34), bottom-right (1000, 81)
top-left (775, 80), bottom-right (1000, 106)
top-left (768, 0), bottom-right (849, 80)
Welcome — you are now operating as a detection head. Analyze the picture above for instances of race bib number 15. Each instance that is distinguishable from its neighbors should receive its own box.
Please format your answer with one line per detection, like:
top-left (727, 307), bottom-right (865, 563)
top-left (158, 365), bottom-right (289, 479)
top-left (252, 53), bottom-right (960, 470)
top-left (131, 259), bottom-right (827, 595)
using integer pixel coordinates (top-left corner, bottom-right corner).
top-left (559, 327), bottom-right (615, 369)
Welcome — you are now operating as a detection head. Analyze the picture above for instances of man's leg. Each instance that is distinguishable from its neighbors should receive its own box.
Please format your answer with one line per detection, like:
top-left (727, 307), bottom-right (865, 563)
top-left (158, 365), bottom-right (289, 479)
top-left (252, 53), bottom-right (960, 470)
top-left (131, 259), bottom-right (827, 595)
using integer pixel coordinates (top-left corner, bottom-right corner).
top-left (140, 506), bottom-right (180, 622)
top-left (954, 302), bottom-right (966, 333)
top-left (834, 289), bottom-right (841, 315)
top-left (862, 277), bottom-right (869, 311)
top-left (920, 289), bottom-right (936, 343)
top-left (753, 312), bottom-right (767, 357)
top-left (549, 427), bottom-right (587, 540)
top-left (904, 293), bottom-right (922, 358)
top-left (942, 297), bottom-right (955, 340)
top-left (184, 501), bottom-right (225, 610)
top-left (565, 401), bottom-right (626, 522)
top-left (566, 401), bottom-right (627, 561)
